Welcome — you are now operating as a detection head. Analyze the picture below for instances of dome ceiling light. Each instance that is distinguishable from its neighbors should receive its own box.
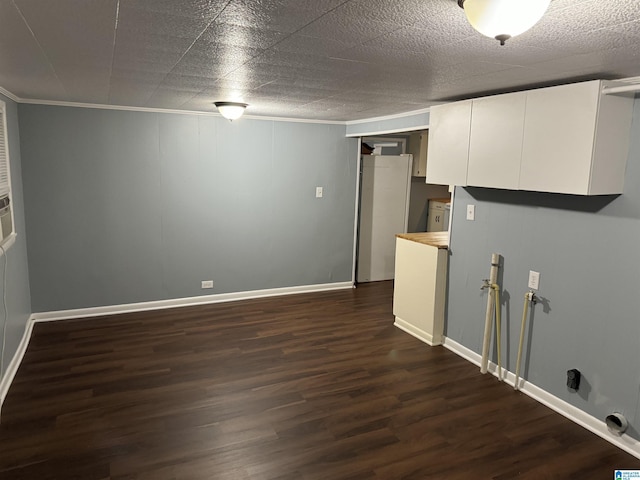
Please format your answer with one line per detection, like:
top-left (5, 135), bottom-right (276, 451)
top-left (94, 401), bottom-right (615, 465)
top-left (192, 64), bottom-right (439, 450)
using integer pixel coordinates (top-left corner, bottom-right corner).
top-left (458, 0), bottom-right (551, 45)
top-left (214, 101), bottom-right (248, 121)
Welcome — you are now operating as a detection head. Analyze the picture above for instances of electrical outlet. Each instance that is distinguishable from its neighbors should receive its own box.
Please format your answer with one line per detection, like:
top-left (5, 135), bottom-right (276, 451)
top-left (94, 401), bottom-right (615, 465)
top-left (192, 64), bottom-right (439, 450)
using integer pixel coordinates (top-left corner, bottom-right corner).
top-left (528, 271), bottom-right (540, 290)
top-left (466, 204), bottom-right (475, 221)
top-left (315, 186), bottom-right (323, 198)
top-left (201, 280), bottom-right (214, 289)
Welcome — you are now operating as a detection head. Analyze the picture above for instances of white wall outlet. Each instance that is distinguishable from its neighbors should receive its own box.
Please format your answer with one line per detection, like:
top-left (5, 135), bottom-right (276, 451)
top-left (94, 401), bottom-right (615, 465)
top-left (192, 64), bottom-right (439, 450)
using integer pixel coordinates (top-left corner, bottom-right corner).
top-left (466, 204), bottom-right (475, 221)
top-left (315, 186), bottom-right (323, 198)
top-left (528, 271), bottom-right (540, 290)
top-left (201, 280), bottom-right (214, 289)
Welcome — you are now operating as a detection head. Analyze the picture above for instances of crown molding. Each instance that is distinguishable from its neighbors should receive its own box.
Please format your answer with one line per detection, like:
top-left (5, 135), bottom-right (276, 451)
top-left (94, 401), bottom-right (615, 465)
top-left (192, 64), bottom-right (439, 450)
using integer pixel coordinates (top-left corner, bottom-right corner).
top-left (3, 76), bottom-right (640, 126)
top-left (346, 124), bottom-right (431, 138)
top-left (19, 98), bottom-right (347, 125)
top-left (345, 106), bottom-right (433, 125)
top-left (0, 84), bottom-right (429, 125)
top-left (0, 86), bottom-right (19, 103)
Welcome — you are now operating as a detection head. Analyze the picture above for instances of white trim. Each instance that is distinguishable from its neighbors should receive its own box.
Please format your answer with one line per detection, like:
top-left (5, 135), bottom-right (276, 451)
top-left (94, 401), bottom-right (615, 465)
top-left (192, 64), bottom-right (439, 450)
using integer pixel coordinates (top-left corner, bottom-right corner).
top-left (0, 232), bottom-right (16, 254)
top-left (4, 304), bottom-right (640, 460)
top-left (0, 100), bottom-right (15, 251)
top-left (5, 82), bottom-right (434, 126)
top-left (236, 114), bottom-right (342, 125)
top-left (441, 336), bottom-right (640, 460)
top-left (31, 281), bottom-right (354, 322)
top-left (2, 76), bottom-right (639, 125)
top-left (346, 124), bottom-right (431, 138)
top-left (17, 96), bottom-right (434, 128)
top-left (447, 186), bottom-right (456, 238)
top-left (0, 315), bottom-right (35, 412)
top-left (19, 98), bottom-right (346, 125)
top-left (0, 87), bottom-right (19, 103)
top-left (402, 155), bottom-right (412, 232)
top-left (602, 84), bottom-right (640, 95)
top-left (603, 76), bottom-right (640, 95)
top-left (352, 139), bottom-right (362, 284)
top-left (394, 317), bottom-right (442, 346)
top-left (345, 107), bottom-right (432, 125)
top-left (1, 281), bottom-right (354, 413)
top-left (614, 75), bottom-right (640, 84)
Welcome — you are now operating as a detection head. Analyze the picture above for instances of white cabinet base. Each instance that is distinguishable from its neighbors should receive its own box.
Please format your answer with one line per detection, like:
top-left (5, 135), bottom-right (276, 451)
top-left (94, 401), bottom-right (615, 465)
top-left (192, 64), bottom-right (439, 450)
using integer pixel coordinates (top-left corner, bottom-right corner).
top-left (393, 236), bottom-right (448, 347)
top-left (394, 317), bottom-right (443, 346)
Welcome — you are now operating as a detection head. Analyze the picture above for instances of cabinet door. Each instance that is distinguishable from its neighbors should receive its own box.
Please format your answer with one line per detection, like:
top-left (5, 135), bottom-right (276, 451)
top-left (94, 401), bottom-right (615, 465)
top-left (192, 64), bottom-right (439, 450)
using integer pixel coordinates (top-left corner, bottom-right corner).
top-left (520, 81), bottom-right (600, 194)
top-left (426, 100), bottom-right (471, 186)
top-left (467, 92), bottom-right (526, 189)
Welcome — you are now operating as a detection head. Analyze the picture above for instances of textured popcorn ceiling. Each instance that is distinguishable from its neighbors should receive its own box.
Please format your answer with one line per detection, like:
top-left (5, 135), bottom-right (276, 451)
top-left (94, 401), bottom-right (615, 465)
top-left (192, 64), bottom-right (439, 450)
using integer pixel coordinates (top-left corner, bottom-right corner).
top-left (0, 0), bottom-right (639, 121)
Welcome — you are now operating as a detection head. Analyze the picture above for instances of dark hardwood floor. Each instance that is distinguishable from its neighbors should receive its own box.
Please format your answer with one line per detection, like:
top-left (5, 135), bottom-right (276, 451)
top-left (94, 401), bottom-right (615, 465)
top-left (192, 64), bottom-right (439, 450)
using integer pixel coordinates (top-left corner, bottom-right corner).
top-left (1, 281), bottom-right (638, 479)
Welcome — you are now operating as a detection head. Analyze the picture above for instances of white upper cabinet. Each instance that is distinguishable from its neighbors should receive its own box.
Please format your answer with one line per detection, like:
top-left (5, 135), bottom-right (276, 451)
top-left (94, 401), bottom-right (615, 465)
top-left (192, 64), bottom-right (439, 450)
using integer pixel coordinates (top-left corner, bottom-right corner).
top-left (425, 80), bottom-right (635, 195)
top-left (520, 80), bottom-right (634, 195)
top-left (467, 91), bottom-right (526, 190)
top-left (425, 100), bottom-right (471, 186)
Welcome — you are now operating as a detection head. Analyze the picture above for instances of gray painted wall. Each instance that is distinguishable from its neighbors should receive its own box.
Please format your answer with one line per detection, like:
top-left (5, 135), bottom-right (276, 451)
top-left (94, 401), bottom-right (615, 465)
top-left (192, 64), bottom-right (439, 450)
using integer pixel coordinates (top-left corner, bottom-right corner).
top-left (446, 96), bottom-right (640, 441)
top-left (0, 94), bottom-right (32, 378)
top-left (15, 93), bottom-right (640, 444)
top-left (18, 105), bottom-right (358, 312)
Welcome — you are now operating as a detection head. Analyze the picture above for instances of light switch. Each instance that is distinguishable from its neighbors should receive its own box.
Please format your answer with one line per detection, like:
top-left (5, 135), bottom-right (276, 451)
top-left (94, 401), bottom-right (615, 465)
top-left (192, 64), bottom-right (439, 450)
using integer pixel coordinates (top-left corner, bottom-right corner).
top-left (466, 204), bottom-right (475, 221)
top-left (316, 186), bottom-right (323, 198)
top-left (528, 270), bottom-right (540, 290)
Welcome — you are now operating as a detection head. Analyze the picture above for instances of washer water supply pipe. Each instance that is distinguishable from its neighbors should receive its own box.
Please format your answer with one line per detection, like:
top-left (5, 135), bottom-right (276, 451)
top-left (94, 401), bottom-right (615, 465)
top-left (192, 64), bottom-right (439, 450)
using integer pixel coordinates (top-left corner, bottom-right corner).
top-left (492, 282), bottom-right (502, 381)
top-left (480, 279), bottom-right (503, 380)
top-left (514, 290), bottom-right (538, 391)
top-left (480, 253), bottom-right (501, 375)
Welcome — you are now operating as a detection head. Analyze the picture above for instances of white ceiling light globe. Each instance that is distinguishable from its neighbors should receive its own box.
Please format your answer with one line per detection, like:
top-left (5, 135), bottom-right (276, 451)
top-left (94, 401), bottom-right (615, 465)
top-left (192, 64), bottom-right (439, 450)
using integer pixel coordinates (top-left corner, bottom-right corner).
top-left (214, 102), bottom-right (248, 121)
top-left (461, 0), bottom-right (551, 45)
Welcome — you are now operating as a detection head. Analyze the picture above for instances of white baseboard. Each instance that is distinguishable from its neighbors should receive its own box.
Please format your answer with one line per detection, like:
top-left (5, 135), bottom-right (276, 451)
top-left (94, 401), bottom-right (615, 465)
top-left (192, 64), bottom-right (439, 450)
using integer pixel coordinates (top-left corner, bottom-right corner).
top-left (394, 317), bottom-right (442, 346)
top-left (5, 285), bottom-right (639, 460)
top-left (0, 315), bottom-right (35, 413)
top-left (1, 281), bottom-right (354, 412)
top-left (442, 336), bottom-right (640, 460)
top-left (31, 281), bottom-right (354, 322)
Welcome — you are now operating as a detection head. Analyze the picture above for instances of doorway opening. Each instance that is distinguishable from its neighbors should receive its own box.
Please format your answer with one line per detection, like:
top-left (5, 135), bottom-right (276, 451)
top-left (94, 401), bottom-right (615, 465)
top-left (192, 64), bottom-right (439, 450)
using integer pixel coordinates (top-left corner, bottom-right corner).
top-left (355, 132), bottom-right (450, 284)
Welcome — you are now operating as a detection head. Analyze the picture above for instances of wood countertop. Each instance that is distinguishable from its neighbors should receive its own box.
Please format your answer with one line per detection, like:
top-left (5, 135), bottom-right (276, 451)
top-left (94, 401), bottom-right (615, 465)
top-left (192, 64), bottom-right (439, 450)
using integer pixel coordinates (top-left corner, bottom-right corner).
top-left (396, 232), bottom-right (449, 248)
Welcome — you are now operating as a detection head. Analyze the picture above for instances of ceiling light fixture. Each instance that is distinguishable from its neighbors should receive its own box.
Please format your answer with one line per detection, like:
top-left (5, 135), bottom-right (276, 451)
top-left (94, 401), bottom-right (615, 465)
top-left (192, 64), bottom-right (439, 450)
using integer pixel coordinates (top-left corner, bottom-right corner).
top-left (214, 101), bottom-right (248, 121)
top-left (458, 0), bottom-right (551, 45)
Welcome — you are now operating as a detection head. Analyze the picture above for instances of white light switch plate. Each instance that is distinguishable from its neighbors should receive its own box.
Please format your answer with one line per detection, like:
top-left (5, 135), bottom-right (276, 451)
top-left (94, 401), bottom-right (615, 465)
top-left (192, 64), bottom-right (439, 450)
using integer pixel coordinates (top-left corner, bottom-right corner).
top-left (528, 271), bottom-right (540, 290)
top-left (466, 204), bottom-right (475, 221)
top-left (315, 186), bottom-right (323, 198)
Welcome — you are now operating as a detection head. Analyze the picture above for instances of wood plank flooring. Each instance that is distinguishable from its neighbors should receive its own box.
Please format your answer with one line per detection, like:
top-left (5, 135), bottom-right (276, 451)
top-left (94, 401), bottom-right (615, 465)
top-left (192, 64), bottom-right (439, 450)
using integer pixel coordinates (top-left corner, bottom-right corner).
top-left (1, 281), bottom-right (638, 479)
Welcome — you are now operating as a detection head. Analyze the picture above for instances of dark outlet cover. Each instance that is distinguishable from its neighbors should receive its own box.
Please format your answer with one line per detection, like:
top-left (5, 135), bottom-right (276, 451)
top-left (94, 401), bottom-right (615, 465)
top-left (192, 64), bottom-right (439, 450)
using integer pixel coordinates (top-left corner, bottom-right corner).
top-left (567, 369), bottom-right (581, 390)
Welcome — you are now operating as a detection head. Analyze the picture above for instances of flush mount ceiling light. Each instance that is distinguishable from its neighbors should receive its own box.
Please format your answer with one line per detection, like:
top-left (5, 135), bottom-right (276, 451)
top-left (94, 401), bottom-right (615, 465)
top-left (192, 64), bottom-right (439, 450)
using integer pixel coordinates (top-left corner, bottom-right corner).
top-left (458, 0), bottom-right (551, 45)
top-left (214, 101), bottom-right (248, 121)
